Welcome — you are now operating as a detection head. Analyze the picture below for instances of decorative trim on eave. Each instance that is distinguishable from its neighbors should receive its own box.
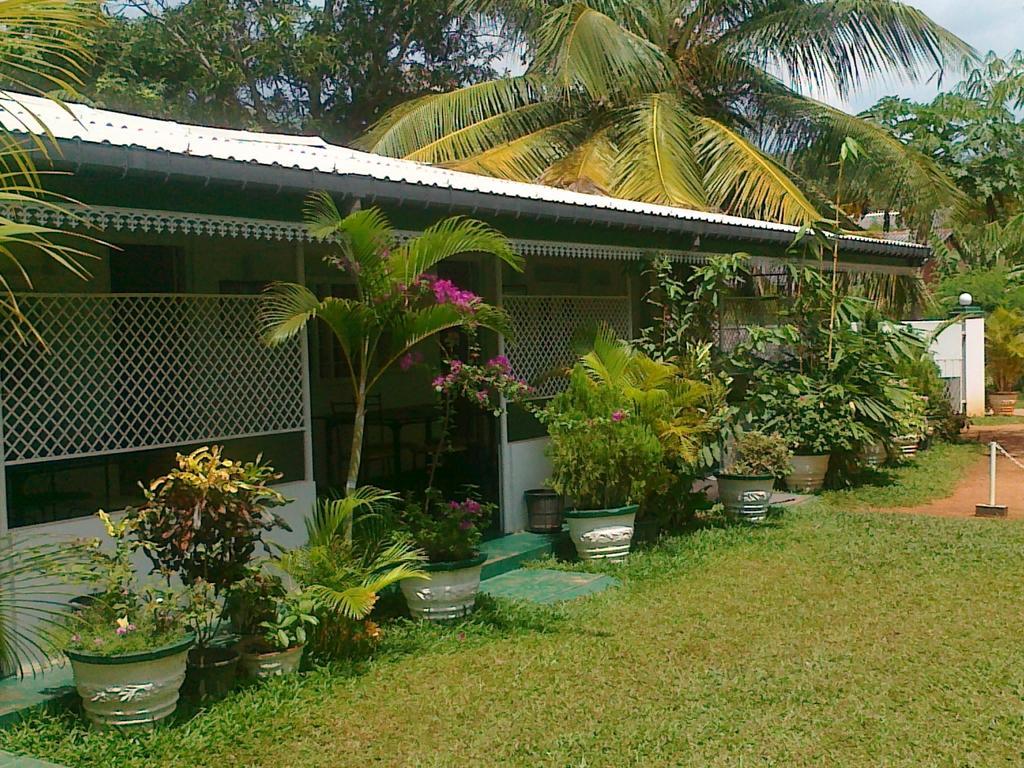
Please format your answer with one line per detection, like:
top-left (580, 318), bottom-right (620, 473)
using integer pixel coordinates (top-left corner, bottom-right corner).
top-left (0, 203), bottom-right (919, 274)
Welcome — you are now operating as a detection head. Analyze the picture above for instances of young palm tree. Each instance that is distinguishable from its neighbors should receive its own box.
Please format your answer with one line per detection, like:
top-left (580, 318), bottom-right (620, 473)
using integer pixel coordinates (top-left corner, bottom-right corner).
top-left (260, 193), bottom-right (524, 518)
top-left (359, 0), bottom-right (972, 226)
top-left (0, 0), bottom-right (101, 335)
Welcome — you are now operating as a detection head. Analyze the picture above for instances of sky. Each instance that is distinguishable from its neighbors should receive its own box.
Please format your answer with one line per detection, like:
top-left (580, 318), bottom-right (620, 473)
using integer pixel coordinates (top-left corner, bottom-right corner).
top-left (819, 0), bottom-right (1024, 114)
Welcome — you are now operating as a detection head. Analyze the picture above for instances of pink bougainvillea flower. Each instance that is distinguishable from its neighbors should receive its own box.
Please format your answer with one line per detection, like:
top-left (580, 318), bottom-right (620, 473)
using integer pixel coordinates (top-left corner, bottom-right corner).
top-left (399, 351), bottom-right (423, 371)
top-left (486, 355), bottom-right (510, 371)
top-left (458, 518), bottom-right (474, 531)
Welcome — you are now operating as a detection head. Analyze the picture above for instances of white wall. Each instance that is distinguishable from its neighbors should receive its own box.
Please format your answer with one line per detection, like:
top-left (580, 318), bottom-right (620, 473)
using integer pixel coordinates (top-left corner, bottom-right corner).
top-left (501, 437), bottom-right (552, 532)
top-left (12, 479), bottom-right (317, 581)
top-left (905, 316), bottom-right (986, 416)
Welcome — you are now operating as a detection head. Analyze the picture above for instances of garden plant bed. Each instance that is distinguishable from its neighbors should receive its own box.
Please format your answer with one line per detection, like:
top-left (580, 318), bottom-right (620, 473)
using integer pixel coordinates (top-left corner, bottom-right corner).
top-left (8, 444), bottom-right (1024, 767)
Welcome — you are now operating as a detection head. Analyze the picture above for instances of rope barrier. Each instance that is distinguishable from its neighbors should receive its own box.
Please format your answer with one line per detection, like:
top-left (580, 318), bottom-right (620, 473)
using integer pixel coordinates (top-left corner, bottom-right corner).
top-left (992, 441), bottom-right (1024, 473)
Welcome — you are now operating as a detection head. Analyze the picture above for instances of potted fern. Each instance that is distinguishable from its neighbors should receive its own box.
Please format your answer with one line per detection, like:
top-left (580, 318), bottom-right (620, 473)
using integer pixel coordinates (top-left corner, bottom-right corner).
top-left (716, 432), bottom-right (791, 523)
top-left (986, 308), bottom-right (1024, 415)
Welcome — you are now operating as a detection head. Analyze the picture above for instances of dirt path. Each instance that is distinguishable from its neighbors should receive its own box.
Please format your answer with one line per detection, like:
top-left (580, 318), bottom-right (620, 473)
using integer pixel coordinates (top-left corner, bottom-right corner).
top-left (885, 423), bottom-right (1024, 519)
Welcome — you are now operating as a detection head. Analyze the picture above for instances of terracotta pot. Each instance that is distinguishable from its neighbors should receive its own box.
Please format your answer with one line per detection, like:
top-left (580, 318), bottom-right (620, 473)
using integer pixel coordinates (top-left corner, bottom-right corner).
top-left (716, 474), bottom-right (774, 523)
top-left (67, 635), bottom-right (193, 729)
top-left (988, 392), bottom-right (1018, 416)
top-left (239, 643), bottom-right (304, 679)
top-left (564, 505), bottom-right (638, 561)
top-left (401, 552), bottom-right (487, 621)
top-left (786, 454), bottom-right (830, 493)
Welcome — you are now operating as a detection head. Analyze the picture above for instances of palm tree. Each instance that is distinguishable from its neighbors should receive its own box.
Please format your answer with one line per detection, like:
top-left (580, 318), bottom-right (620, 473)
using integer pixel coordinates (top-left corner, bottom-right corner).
top-left (359, 0), bottom-right (972, 226)
top-left (260, 193), bottom-right (524, 519)
top-left (0, 0), bottom-right (101, 336)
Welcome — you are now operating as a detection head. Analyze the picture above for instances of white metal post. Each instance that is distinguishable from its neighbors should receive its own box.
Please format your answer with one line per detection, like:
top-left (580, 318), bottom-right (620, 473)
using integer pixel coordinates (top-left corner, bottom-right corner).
top-left (990, 441), bottom-right (997, 507)
top-left (296, 242), bottom-right (315, 484)
top-left (495, 260), bottom-right (512, 533)
top-left (960, 314), bottom-right (968, 415)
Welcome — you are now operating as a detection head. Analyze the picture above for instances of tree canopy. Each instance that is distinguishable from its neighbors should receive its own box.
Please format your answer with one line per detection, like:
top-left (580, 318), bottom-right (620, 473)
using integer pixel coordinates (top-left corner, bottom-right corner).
top-left (866, 52), bottom-right (1024, 225)
top-left (360, 0), bottom-right (973, 226)
top-left (84, 0), bottom-right (506, 141)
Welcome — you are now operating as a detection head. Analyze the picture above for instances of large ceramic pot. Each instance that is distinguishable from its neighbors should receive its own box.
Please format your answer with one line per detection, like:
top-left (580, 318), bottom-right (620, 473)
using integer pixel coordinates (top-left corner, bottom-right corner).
top-left (716, 474), bottom-right (774, 523)
top-left (239, 643), bottom-right (304, 679)
top-left (524, 488), bottom-right (564, 533)
top-left (786, 454), bottom-right (830, 493)
top-left (183, 646), bottom-right (239, 701)
top-left (894, 434), bottom-right (920, 458)
top-left (988, 392), bottom-right (1017, 416)
top-left (861, 441), bottom-right (887, 469)
top-left (67, 635), bottom-right (193, 729)
top-left (564, 505), bottom-right (638, 562)
top-left (401, 552), bottom-right (487, 621)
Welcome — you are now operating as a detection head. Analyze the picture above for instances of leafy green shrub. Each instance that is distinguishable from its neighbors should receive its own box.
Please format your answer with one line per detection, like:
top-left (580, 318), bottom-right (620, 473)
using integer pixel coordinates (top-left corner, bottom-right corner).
top-left (725, 431), bottom-right (792, 478)
top-left (540, 367), bottom-right (665, 509)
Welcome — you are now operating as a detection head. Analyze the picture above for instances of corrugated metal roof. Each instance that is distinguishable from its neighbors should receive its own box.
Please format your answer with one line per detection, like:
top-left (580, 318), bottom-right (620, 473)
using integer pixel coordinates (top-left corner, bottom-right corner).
top-left (0, 92), bottom-right (928, 258)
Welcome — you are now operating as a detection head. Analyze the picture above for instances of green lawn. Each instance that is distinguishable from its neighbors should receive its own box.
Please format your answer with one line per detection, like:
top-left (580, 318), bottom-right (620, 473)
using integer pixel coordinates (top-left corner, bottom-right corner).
top-left (9, 442), bottom-right (1024, 768)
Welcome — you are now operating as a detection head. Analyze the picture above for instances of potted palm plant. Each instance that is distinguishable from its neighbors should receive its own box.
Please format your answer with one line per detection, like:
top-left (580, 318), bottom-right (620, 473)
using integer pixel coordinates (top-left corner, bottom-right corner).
top-left (130, 446), bottom-right (288, 700)
top-left (62, 512), bottom-right (192, 729)
top-left (985, 307), bottom-right (1024, 415)
top-left (261, 196), bottom-right (523, 540)
top-left (716, 432), bottom-right (791, 523)
top-left (277, 492), bottom-right (427, 656)
top-left (539, 367), bottom-right (664, 561)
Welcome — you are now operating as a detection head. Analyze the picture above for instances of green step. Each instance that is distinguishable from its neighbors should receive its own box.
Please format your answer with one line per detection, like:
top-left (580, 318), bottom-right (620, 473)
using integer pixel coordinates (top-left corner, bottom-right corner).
top-left (480, 531), bottom-right (564, 580)
top-left (481, 568), bottom-right (619, 604)
top-left (0, 751), bottom-right (69, 767)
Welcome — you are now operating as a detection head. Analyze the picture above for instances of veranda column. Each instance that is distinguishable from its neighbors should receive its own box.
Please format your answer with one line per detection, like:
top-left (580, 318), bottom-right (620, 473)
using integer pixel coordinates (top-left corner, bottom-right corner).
top-left (296, 241), bottom-right (315, 483)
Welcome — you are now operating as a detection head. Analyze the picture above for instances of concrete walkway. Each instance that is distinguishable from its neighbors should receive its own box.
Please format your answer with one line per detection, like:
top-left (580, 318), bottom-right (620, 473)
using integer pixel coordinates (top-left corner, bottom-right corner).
top-left (885, 424), bottom-right (1024, 520)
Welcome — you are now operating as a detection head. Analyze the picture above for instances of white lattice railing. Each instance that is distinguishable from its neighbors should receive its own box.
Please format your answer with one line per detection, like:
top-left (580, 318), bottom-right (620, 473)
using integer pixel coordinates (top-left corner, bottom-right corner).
top-left (504, 295), bottom-right (632, 399)
top-left (1, 294), bottom-right (304, 465)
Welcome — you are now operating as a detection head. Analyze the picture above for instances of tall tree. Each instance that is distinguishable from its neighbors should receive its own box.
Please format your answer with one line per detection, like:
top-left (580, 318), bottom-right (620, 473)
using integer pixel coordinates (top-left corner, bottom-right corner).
top-left (85, 0), bottom-right (505, 140)
top-left (360, 0), bottom-right (973, 226)
top-left (866, 51), bottom-right (1024, 225)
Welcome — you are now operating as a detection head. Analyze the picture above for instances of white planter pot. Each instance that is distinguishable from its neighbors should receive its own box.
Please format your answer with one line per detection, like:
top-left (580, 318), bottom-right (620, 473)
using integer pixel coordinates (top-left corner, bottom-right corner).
top-left (861, 441), bottom-right (887, 469)
top-left (988, 392), bottom-right (1017, 416)
top-left (716, 474), bottom-right (774, 523)
top-left (786, 454), bottom-right (830, 493)
top-left (67, 636), bottom-right (193, 729)
top-left (894, 435), bottom-right (919, 458)
top-left (565, 505), bottom-right (638, 562)
top-left (239, 643), bottom-right (304, 679)
top-left (401, 552), bottom-right (487, 621)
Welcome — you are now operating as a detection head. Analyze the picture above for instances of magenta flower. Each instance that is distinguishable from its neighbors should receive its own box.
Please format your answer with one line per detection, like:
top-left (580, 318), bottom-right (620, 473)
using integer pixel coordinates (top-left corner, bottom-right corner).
top-left (432, 278), bottom-right (480, 309)
top-left (399, 351), bottom-right (423, 371)
top-left (449, 359), bottom-right (463, 373)
top-left (487, 355), bottom-right (510, 371)
top-left (611, 410), bottom-right (626, 422)
top-left (432, 375), bottom-right (446, 391)
top-left (464, 499), bottom-right (481, 514)
top-left (458, 518), bottom-right (474, 531)
top-left (115, 626), bottom-right (127, 636)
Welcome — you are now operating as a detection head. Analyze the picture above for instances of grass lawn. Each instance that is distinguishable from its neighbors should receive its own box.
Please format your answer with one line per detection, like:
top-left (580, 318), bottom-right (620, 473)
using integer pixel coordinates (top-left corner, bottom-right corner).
top-left (8, 441), bottom-right (1024, 767)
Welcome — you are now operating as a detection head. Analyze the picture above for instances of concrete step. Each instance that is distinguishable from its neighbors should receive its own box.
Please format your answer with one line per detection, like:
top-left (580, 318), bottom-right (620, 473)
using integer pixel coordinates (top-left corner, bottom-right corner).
top-left (481, 567), bottom-right (619, 604)
top-left (480, 531), bottom-right (564, 580)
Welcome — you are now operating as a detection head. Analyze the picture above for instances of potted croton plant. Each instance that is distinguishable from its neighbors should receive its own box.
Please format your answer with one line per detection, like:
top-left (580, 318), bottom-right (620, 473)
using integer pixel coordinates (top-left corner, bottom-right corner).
top-left (539, 367), bottom-right (664, 561)
top-left (130, 446), bottom-right (288, 700)
top-left (63, 512), bottom-right (193, 730)
top-left (398, 490), bottom-right (493, 621)
top-left (715, 431), bottom-right (791, 523)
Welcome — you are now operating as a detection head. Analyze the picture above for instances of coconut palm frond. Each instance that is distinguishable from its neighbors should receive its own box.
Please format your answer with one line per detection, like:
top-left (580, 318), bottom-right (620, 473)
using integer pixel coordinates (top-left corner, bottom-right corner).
top-left (696, 116), bottom-right (821, 225)
top-left (610, 94), bottom-right (707, 208)
top-left (446, 117), bottom-right (592, 183)
top-left (532, 1), bottom-right (675, 100)
top-left (725, 0), bottom-right (974, 97)
top-left (359, 77), bottom-right (542, 158)
top-left (538, 130), bottom-right (616, 193)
